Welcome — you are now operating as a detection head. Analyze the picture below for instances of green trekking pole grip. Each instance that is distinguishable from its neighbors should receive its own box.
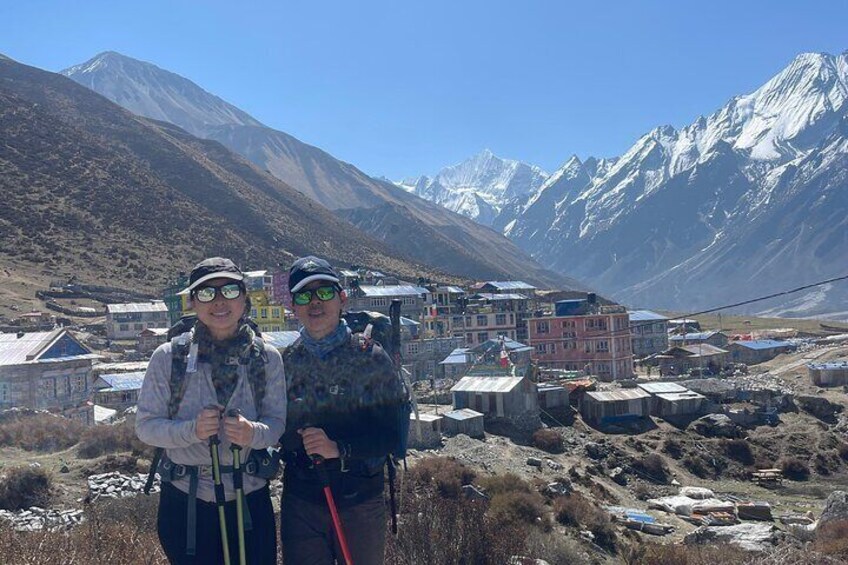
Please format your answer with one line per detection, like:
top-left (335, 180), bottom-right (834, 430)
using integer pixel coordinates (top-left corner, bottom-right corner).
top-left (228, 409), bottom-right (247, 565)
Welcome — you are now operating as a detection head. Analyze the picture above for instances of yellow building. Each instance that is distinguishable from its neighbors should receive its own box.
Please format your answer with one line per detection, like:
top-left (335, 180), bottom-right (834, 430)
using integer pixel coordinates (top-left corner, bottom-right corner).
top-left (249, 290), bottom-right (289, 333)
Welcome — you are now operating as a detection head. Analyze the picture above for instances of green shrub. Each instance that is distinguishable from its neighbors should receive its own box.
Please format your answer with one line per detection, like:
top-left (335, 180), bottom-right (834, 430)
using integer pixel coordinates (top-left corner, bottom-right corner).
top-left (0, 466), bottom-right (52, 510)
top-left (553, 492), bottom-right (596, 527)
top-left (531, 429), bottom-right (564, 453)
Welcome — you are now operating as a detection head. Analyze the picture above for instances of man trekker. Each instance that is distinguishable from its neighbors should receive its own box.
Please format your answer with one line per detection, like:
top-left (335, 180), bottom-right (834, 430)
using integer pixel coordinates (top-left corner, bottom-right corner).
top-left (280, 256), bottom-right (406, 565)
top-left (136, 257), bottom-right (286, 564)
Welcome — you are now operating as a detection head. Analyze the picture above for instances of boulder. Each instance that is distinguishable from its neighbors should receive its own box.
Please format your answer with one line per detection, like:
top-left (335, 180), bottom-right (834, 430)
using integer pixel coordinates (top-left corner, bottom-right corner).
top-left (796, 396), bottom-right (844, 421)
top-left (684, 523), bottom-right (781, 552)
top-left (816, 491), bottom-right (848, 536)
top-left (689, 414), bottom-right (740, 438)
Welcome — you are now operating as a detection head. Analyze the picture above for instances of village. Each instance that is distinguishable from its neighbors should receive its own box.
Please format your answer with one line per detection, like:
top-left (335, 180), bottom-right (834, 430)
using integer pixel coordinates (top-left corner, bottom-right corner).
top-left (1, 266), bottom-right (848, 561)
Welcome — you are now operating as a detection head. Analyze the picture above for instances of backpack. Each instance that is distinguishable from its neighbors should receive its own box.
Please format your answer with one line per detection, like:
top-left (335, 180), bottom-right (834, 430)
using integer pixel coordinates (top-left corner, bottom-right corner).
top-left (143, 324), bottom-right (268, 494)
top-left (343, 304), bottom-right (417, 534)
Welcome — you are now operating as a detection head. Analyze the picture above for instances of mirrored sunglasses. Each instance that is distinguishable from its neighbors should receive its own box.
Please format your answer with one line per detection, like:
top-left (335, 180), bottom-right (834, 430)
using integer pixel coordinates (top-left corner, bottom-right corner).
top-left (193, 283), bottom-right (243, 303)
top-left (292, 286), bottom-right (338, 306)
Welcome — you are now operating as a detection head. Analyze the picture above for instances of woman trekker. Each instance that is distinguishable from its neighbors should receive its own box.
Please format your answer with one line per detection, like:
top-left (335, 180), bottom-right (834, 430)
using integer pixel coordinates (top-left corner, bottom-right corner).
top-left (136, 257), bottom-right (286, 565)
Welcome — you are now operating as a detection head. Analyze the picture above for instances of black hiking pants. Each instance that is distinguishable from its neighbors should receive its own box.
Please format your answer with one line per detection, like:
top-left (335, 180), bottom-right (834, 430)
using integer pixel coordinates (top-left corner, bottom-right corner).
top-left (281, 492), bottom-right (386, 565)
top-left (158, 482), bottom-right (277, 565)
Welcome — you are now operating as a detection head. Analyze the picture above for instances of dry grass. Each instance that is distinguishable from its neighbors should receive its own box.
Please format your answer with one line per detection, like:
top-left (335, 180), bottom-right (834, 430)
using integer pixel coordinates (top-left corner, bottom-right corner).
top-left (531, 428), bottom-right (565, 453)
top-left (0, 466), bottom-right (52, 511)
top-left (76, 418), bottom-right (150, 459)
top-left (407, 456), bottom-right (476, 499)
top-left (0, 414), bottom-right (84, 452)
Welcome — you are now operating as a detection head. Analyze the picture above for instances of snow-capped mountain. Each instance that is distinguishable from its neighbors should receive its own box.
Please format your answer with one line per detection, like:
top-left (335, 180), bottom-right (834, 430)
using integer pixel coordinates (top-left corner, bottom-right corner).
top-left (502, 50), bottom-right (848, 318)
top-left (397, 149), bottom-right (548, 224)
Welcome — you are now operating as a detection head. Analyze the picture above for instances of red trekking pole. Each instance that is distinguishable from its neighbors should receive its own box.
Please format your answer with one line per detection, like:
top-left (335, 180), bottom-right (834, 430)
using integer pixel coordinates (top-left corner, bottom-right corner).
top-left (312, 455), bottom-right (354, 565)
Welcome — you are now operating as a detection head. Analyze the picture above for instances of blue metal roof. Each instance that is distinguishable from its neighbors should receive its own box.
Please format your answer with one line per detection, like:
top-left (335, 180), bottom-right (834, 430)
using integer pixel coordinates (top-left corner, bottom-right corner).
top-left (628, 310), bottom-right (668, 322)
top-left (470, 338), bottom-right (532, 354)
top-left (440, 348), bottom-right (470, 365)
top-left (808, 361), bottom-right (848, 369)
top-left (732, 340), bottom-right (793, 350)
top-left (98, 372), bottom-right (145, 391)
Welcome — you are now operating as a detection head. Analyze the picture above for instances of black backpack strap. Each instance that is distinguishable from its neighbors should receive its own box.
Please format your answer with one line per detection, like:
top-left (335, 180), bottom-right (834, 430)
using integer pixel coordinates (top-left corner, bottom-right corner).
top-left (387, 455), bottom-right (399, 534)
top-left (242, 336), bottom-right (268, 414)
top-left (144, 333), bottom-right (193, 495)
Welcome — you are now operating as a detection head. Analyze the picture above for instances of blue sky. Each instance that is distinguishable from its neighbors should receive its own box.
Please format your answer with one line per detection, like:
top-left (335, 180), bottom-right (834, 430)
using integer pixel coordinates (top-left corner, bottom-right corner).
top-left (3, 1), bottom-right (847, 179)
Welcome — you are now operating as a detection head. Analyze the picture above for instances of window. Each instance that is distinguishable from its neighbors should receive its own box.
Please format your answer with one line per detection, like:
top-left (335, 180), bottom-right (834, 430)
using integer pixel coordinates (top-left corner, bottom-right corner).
top-left (535, 343), bottom-right (547, 355)
top-left (425, 341), bottom-right (434, 352)
top-left (403, 297), bottom-right (417, 306)
top-left (407, 343), bottom-right (419, 355)
top-left (371, 297), bottom-right (387, 307)
top-left (536, 321), bottom-right (549, 334)
top-left (260, 308), bottom-right (268, 319)
top-left (40, 377), bottom-right (56, 399)
top-left (134, 323), bottom-right (143, 330)
top-left (119, 324), bottom-right (129, 332)
top-left (477, 331), bottom-right (489, 343)
top-left (272, 308), bottom-right (281, 318)
top-left (509, 314), bottom-right (514, 324)
top-left (597, 340), bottom-right (609, 352)
top-left (452, 316), bottom-right (464, 327)
top-left (477, 315), bottom-right (488, 326)
top-left (584, 341), bottom-right (592, 353)
top-left (550, 343), bottom-right (557, 354)
top-left (495, 314), bottom-right (506, 326)
top-left (0, 382), bottom-right (9, 403)
top-left (466, 333), bottom-right (473, 344)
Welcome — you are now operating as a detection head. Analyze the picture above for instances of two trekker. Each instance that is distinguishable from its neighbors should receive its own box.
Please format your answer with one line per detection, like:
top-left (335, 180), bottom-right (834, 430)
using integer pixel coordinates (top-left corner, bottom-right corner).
top-left (136, 258), bottom-right (286, 565)
top-left (137, 255), bottom-right (407, 565)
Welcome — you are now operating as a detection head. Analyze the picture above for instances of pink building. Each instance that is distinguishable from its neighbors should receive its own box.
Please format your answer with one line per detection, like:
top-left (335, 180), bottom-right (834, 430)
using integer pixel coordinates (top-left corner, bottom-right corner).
top-left (528, 299), bottom-right (633, 381)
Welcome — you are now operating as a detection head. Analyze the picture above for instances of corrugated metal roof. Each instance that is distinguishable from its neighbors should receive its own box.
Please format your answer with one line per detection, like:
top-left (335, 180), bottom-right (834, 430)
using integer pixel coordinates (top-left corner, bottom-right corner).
top-left (451, 376), bottom-right (524, 393)
top-left (97, 372), bottom-right (146, 391)
top-left (679, 344), bottom-right (728, 356)
top-left (473, 293), bottom-right (529, 301)
top-left (628, 310), bottom-right (668, 322)
top-left (655, 391), bottom-right (706, 402)
top-left (262, 331), bottom-right (301, 350)
top-left (443, 408), bottom-right (484, 421)
top-left (484, 281), bottom-right (536, 290)
top-left (537, 383), bottom-right (566, 392)
top-left (243, 270), bottom-right (268, 278)
top-left (93, 405), bottom-right (118, 424)
top-left (434, 286), bottom-right (466, 294)
top-left (412, 413), bottom-right (443, 422)
top-left (440, 348), bottom-right (470, 365)
top-left (731, 340), bottom-right (793, 350)
top-left (357, 285), bottom-right (429, 297)
top-left (470, 338), bottom-right (532, 354)
top-left (669, 331), bottom-right (722, 342)
top-left (93, 361), bottom-right (149, 373)
top-left (0, 331), bottom-right (56, 366)
top-left (637, 382), bottom-right (688, 395)
top-left (585, 389), bottom-right (651, 402)
top-left (338, 269), bottom-right (359, 277)
top-left (106, 301), bottom-right (168, 314)
top-left (808, 361), bottom-right (848, 369)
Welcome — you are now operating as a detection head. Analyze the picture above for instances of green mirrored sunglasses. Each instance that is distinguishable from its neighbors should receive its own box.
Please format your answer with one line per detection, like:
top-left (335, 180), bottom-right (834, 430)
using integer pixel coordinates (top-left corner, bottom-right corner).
top-left (193, 283), bottom-right (243, 303)
top-left (292, 286), bottom-right (338, 306)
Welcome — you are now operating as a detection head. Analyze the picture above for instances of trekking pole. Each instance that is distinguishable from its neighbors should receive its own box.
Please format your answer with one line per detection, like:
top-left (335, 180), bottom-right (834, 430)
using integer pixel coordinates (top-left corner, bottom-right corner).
top-left (312, 454), bottom-right (354, 565)
top-left (227, 409), bottom-right (248, 565)
top-left (208, 408), bottom-right (231, 565)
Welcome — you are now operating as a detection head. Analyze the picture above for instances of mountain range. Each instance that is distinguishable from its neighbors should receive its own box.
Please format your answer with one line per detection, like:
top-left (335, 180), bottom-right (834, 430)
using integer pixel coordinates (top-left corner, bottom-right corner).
top-left (61, 52), bottom-right (577, 290)
top-left (0, 56), bottom-right (446, 291)
top-left (400, 51), bottom-right (848, 320)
